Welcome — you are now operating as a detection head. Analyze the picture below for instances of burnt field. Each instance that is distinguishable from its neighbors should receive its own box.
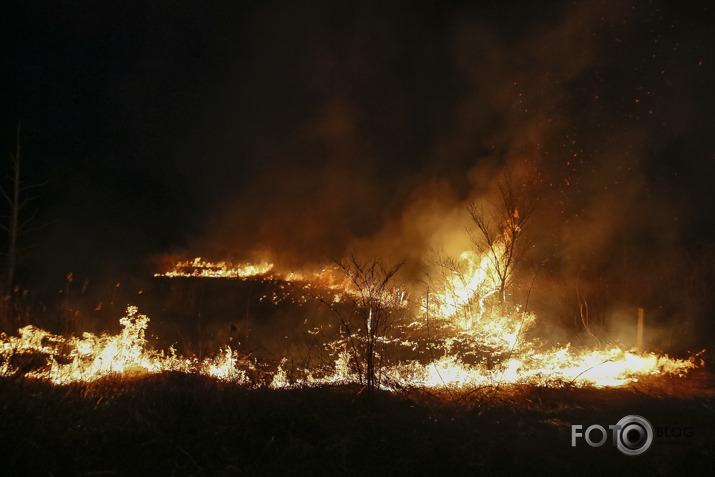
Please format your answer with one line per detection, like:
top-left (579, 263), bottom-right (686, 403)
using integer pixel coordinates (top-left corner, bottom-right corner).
top-left (0, 370), bottom-right (713, 476)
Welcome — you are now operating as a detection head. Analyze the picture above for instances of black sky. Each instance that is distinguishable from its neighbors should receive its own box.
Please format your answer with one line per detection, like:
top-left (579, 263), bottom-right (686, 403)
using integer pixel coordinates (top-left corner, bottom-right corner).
top-left (2, 0), bottom-right (714, 288)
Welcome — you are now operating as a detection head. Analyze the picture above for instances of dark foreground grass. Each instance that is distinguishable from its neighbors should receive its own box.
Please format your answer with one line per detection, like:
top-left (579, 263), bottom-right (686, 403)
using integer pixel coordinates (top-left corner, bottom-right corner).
top-left (0, 371), bottom-right (713, 477)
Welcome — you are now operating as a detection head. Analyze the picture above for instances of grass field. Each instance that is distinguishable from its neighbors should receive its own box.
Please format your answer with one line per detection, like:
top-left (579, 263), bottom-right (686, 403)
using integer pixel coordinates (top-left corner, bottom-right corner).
top-left (1, 369), bottom-right (712, 476)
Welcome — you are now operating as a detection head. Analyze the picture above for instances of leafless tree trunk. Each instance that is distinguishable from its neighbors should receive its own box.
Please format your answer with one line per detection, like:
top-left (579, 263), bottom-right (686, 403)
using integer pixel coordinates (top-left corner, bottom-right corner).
top-left (4, 125), bottom-right (22, 297)
top-left (1, 123), bottom-right (41, 332)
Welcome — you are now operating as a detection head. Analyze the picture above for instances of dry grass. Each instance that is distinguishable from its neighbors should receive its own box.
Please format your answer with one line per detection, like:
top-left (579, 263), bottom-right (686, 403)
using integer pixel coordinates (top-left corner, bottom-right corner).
top-left (0, 369), bottom-right (713, 476)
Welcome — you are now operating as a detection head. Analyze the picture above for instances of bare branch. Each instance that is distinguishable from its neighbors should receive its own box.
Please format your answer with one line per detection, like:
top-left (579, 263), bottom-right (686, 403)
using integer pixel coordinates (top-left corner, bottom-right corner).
top-left (466, 170), bottom-right (537, 305)
top-left (331, 255), bottom-right (404, 391)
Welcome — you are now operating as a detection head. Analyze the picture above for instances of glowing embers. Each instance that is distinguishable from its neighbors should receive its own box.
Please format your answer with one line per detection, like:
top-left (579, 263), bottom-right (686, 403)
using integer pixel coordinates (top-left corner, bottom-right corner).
top-left (0, 306), bottom-right (250, 385)
top-left (156, 257), bottom-right (274, 279)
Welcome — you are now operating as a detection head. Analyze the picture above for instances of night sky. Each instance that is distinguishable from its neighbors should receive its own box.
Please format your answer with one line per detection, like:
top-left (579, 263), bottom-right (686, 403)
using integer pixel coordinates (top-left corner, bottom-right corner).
top-left (2, 0), bottom-right (714, 299)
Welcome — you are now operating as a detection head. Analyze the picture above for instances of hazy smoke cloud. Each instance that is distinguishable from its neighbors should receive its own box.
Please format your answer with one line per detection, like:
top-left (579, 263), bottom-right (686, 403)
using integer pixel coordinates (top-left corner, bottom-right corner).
top-left (2, 0), bottom-right (710, 348)
top-left (185, 1), bottom-right (713, 343)
top-left (194, 3), bottom-right (634, 259)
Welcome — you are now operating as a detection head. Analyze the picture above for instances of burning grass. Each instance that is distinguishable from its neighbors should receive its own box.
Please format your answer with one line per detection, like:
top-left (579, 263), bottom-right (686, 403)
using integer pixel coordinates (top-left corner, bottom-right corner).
top-left (0, 306), bottom-right (253, 385)
top-left (156, 257), bottom-right (275, 279)
top-left (0, 305), bottom-right (698, 389)
top-left (0, 245), bottom-right (709, 474)
top-left (0, 298), bottom-right (710, 475)
top-left (145, 254), bottom-right (703, 390)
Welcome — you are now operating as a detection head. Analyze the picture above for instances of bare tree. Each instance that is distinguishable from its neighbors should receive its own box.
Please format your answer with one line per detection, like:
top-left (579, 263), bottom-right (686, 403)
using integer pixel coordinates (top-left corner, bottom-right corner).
top-left (326, 256), bottom-right (404, 392)
top-left (466, 171), bottom-right (535, 306)
top-left (1, 123), bottom-right (42, 332)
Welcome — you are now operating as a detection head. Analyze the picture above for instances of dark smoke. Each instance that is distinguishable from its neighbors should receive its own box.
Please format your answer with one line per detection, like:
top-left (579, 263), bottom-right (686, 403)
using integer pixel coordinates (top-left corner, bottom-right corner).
top-left (3, 1), bottom-right (713, 347)
top-left (193, 1), bottom-right (714, 348)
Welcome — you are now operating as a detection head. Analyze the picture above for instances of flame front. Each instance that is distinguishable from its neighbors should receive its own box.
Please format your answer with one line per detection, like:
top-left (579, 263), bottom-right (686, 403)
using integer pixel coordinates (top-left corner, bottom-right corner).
top-left (0, 306), bottom-right (249, 385)
top-left (1, 248), bottom-right (699, 389)
top-left (156, 257), bottom-right (274, 279)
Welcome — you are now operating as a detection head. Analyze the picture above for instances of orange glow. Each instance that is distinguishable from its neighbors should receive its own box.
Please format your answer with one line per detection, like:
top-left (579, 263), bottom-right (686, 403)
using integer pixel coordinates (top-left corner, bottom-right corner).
top-left (156, 257), bottom-right (274, 278)
top-left (1, 306), bottom-right (249, 385)
top-left (2, 249), bottom-right (700, 389)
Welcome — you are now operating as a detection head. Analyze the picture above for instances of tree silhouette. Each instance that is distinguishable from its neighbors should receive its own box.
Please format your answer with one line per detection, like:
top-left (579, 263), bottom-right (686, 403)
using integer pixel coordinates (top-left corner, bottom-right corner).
top-left (466, 171), bottom-right (536, 306)
top-left (1, 123), bottom-right (43, 331)
top-left (325, 256), bottom-right (404, 392)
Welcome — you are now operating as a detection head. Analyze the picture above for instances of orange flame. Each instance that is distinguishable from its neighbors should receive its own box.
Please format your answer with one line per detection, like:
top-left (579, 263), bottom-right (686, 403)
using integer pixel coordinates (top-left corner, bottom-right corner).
top-left (2, 248), bottom-right (700, 390)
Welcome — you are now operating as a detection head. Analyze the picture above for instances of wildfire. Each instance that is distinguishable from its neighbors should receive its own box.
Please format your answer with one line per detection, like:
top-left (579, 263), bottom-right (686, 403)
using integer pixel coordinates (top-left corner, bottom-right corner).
top-left (156, 257), bottom-right (401, 305)
top-left (381, 347), bottom-right (694, 389)
top-left (156, 257), bottom-right (274, 279)
top-left (0, 245), bottom-right (700, 390)
top-left (427, 248), bottom-right (503, 323)
top-left (0, 307), bottom-right (696, 390)
top-left (0, 306), bottom-right (249, 385)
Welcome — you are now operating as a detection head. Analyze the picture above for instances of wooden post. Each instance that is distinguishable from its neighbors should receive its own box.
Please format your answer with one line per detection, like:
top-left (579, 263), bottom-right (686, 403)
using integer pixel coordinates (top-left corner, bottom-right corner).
top-left (636, 307), bottom-right (644, 351)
